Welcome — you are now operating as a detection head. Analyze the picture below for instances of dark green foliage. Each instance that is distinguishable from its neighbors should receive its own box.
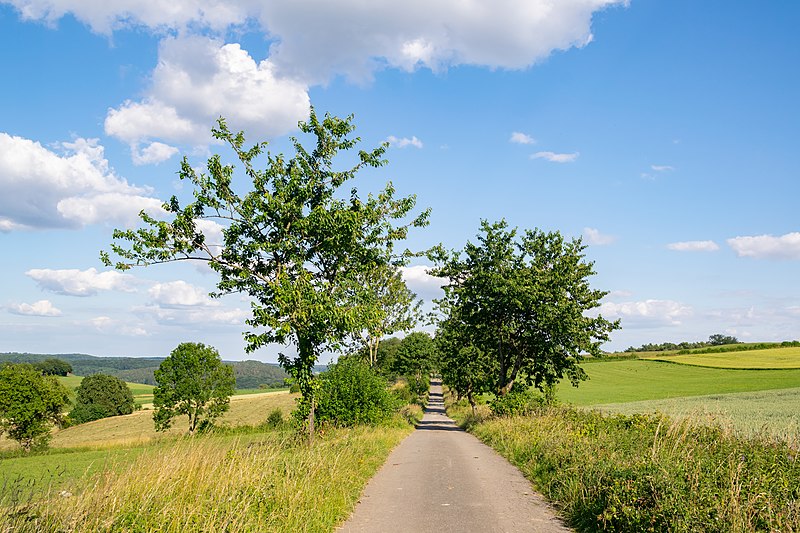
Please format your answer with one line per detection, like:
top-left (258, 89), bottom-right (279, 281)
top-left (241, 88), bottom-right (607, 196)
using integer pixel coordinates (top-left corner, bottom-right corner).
top-left (231, 360), bottom-right (290, 389)
top-left (70, 373), bottom-right (135, 424)
top-left (472, 407), bottom-right (800, 532)
top-left (299, 357), bottom-right (395, 427)
top-left (392, 332), bottom-right (437, 378)
top-left (266, 409), bottom-right (284, 428)
top-left (153, 343), bottom-right (236, 434)
top-left (0, 363), bottom-right (70, 451)
top-left (434, 219), bottom-right (619, 397)
top-left (33, 358), bottom-right (72, 376)
top-left (708, 333), bottom-right (740, 346)
top-left (488, 387), bottom-right (551, 416)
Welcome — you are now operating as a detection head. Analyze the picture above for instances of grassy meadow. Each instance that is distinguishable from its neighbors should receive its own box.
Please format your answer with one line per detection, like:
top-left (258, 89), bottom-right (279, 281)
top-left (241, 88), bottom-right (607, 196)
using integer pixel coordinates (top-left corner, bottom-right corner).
top-left (644, 346), bottom-right (800, 369)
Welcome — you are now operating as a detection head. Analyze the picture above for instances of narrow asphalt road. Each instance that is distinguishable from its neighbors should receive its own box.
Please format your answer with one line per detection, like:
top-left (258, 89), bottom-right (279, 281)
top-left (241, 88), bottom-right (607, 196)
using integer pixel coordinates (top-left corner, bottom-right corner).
top-left (339, 380), bottom-right (571, 533)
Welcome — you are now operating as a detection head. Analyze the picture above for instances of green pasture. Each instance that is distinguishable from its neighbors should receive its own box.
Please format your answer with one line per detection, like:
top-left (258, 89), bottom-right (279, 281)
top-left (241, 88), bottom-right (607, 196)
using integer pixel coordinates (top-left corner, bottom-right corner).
top-left (557, 359), bottom-right (800, 405)
top-left (594, 387), bottom-right (800, 442)
top-left (645, 346), bottom-right (800, 369)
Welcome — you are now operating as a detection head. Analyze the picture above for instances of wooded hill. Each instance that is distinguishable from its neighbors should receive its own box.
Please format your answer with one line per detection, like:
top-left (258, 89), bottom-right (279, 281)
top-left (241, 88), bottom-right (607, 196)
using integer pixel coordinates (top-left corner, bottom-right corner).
top-left (0, 352), bottom-right (289, 389)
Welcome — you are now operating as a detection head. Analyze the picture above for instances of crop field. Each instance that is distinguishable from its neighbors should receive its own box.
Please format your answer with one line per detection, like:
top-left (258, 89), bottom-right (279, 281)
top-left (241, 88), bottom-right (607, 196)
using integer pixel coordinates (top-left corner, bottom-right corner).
top-left (594, 387), bottom-right (800, 443)
top-left (644, 346), bottom-right (800, 369)
top-left (557, 359), bottom-right (800, 406)
top-left (0, 390), bottom-right (298, 452)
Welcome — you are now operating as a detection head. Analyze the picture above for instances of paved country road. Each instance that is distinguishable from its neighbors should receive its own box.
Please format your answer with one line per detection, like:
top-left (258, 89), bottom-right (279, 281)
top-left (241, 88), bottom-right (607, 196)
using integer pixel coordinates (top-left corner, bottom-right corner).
top-left (340, 380), bottom-right (571, 533)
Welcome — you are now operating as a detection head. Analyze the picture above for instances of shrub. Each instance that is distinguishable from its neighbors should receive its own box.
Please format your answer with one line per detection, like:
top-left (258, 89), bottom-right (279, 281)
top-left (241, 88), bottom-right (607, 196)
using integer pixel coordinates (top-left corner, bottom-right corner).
top-left (71, 373), bottom-right (135, 424)
top-left (298, 357), bottom-right (395, 427)
top-left (489, 387), bottom-right (546, 416)
top-left (266, 408), bottom-right (284, 428)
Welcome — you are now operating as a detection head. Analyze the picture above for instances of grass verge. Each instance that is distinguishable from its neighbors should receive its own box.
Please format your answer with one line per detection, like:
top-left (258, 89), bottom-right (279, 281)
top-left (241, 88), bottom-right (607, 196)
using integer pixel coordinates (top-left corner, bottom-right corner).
top-left (2, 420), bottom-right (412, 532)
top-left (463, 407), bottom-right (800, 532)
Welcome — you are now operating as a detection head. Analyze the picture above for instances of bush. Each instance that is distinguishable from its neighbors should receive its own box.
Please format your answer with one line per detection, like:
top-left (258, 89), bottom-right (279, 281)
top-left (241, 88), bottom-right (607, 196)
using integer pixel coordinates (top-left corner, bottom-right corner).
top-left (266, 408), bottom-right (284, 428)
top-left (70, 373), bottom-right (135, 424)
top-left (489, 386), bottom-right (549, 416)
top-left (298, 357), bottom-right (395, 427)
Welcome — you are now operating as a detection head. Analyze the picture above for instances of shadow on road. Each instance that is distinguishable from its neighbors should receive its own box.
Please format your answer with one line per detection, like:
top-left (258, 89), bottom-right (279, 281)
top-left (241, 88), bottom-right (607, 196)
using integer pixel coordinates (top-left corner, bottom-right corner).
top-left (414, 380), bottom-right (464, 432)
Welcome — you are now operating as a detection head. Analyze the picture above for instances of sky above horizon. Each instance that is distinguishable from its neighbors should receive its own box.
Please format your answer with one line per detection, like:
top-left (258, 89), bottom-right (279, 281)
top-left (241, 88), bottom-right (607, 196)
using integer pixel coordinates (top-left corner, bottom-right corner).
top-left (1, 1), bottom-right (798, 362)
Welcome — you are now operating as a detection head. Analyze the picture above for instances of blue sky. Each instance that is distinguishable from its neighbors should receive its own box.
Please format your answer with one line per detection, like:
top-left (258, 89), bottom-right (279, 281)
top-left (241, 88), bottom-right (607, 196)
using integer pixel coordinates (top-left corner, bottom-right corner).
top-left (1, 1), bottom-right (798, 361)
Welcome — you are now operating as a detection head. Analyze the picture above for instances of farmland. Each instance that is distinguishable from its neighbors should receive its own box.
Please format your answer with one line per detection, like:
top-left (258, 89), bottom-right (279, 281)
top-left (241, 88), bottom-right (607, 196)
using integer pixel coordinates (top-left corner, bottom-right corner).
top-left (644, 346), bottom-right (800, 369)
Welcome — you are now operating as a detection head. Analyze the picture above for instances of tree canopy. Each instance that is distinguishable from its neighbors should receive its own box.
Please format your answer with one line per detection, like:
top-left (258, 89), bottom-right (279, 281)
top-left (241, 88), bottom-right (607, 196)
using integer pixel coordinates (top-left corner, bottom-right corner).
top-left (103, 110), bottom-right (429, 437)
top-left (152, 343), bottom-right (236, 434)
top-left (433, 219), bottom-right (619, 396)
top-left (34, 358), bottom-right (72, 376)
top-left (0, 363), bottom-right (70, 451)
top-left (70, 373), bottom-right (135, 424)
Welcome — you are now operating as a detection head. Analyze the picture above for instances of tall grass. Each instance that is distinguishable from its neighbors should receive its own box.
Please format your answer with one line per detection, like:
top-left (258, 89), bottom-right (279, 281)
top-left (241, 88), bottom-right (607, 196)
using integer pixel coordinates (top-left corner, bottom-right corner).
top-left (466, 407), bottom-right (800, 532)
top-left (2, 423), bottom-right (411, 532)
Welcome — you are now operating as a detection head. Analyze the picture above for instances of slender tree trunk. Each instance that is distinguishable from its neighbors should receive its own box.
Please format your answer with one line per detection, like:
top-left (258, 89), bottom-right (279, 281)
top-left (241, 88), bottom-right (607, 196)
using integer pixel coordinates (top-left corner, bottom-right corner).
top-left (309, 394), bottom-right (315, 445)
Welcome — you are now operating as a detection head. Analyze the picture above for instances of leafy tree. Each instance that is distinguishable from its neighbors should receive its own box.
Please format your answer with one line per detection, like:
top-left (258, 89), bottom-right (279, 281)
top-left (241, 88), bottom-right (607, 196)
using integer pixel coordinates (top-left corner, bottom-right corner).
top-left (103, 110), bottom-right (428, 439)
top-left (436, 318), bottom-right (492, 415)
top-left (348, 265), bottom-right (422, 367)
top-left (34, 357), bottom-right (72, 376)
top-left (708, 333), bottom-right (739, 346)
top-left (433, 219), bottom-right (619, 396)
top-left (152, 343), bottom-right (236, 434)
top-left (70, 373), bottom-right (135, 424)
top-left (393, 331), bottom-right (438, 383)
top-left (306, 356), bottom-right (395, 427)
top-left (0, 363), bottom-right (69, 451)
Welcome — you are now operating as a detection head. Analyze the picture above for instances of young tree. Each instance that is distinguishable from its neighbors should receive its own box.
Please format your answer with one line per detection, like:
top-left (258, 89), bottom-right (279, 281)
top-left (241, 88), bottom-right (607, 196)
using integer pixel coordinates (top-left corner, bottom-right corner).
top-left (436, 315), bottom-right (493, 415)
top-left (348, 265), bottom-right (422, 367)
top-left (433, 219), bottom-right (619, 396)
top-left (153, 343), bottom-right (236, 434)
top-left (70, 373), bottom-right (135, 424)
top-left (0, 363), bottom-right (70, 451)
top-left (393, 331), bottom-right (437, 379)
top-left (102, 110), bottom-right (428, 439)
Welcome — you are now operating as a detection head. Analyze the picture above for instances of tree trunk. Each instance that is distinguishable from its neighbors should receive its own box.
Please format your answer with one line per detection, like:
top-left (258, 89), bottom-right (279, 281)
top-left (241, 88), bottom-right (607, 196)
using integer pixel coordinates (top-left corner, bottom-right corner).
top-left (308, 394), bottom-right (316, 445)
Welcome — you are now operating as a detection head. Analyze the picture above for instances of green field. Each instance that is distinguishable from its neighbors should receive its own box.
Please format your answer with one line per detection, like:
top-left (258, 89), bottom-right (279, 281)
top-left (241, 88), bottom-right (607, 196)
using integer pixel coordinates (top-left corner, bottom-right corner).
top-left (593, 387), bottom-right (800, 443)
top-left (645, 346), bottom-right (800, 369)
top-left (557, 359), bottom-right (800, 405)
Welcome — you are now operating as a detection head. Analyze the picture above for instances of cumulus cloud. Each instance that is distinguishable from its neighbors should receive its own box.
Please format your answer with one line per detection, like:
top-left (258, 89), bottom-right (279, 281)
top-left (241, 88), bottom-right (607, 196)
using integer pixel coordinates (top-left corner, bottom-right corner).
top-left (26, 268), bottom-right (139, 296)
top-left (531, 151), bottom-right (579, 163)
top-left (510, 132), bottom-right (536, 145)
top-left (8, 300), bottom-right (62, 317)
top-left (386, 135), bottom-right (423, 149)
top-left (727, 232), bottom-right (800, 260)
top-left (104, 35), bottom-right (311, 153)
top-left (0, 133), bottom-right (163, 230)
top-left (583, 227), bottom-right (616, 246)
top-left (400, 265), bottom-right (446, 300)
top-left (667, 240), bottom-right (720, 252)
top-left (598, 299), bottom-right (692, 327)
top-left (148, 280), bottom-right (215, 307)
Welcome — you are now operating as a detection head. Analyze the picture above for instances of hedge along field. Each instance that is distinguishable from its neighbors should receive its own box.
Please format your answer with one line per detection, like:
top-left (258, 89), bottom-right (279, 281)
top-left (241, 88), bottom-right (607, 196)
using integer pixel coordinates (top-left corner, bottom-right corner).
top-left (0, 390), bottom-right (298, 452)
top-left (594, 387), bottom-right (800, 444)
top-left (645, 346), bottom-right (800, 369)
top-left (2, 424), bottom-right (413, 533)
top-left (557, 359), bottom-right (800, 406)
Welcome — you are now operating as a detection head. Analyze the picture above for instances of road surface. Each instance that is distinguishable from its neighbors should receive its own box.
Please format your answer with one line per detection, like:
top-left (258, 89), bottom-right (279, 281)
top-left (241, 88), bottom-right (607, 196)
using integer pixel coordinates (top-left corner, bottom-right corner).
top-left (340, 380), bottom-right (571, 532)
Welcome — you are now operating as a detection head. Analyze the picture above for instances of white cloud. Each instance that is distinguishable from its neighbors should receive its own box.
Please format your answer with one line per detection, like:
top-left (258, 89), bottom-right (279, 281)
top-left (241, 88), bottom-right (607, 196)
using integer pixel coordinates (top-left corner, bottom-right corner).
top-left (195, 219), bottom-right (225, 248)
top-left (26, 268), bottom-right (139, 296)
top-left (8, 0), bottom-right (625, 81)
top-left (8, 300), bottom-right (62, 317)
top-left (510, 132), bottom-right (536, 145)
top-left (400, 265), bottom-right (446, 300)
top-left (598, 299), bottom-right (692, 327)
top-left (132, 141), bottom-right (180, 165)
top-left (531, 151), bottom-right (579, 163)
top-left (386, 135), bottom-right (423, 149)
top-left (138, 304), bottom-right (249, 326)
top-left (727, 232), bottom-right (800, 260)
top-left (148, 280), bottom-right (214, 307)
top-left (667, 240), bottom-right (720, 252)
top-left (91, 316), bottom-right (149, 336)
top-left (0, 133), bottom-right (161, 229)
top-left (651, 164), bottom-right (674, 172)
top-left (104, 35), bottom-right (311, 153)
top-left (583, 227), bottom-right (616, 246)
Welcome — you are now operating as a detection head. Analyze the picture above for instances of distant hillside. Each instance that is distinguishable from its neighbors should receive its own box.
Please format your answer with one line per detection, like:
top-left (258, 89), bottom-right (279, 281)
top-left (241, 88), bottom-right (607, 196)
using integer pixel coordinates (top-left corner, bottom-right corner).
top-left (0, 352), bottom-right (288, 389)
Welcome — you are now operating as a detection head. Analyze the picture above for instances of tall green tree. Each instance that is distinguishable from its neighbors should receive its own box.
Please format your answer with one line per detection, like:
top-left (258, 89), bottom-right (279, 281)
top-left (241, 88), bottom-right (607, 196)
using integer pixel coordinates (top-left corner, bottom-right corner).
top-left (70, 373), bottom-right (135, 424)
top-left (433, 219), bottom-right (619, 396)
top-left (102, 110), bottom-right (429, 439)
top-left (348, 265), bottom-right (421, 367)
top-left (34, 358), bottom-right (72, 376)
top-left (393, 331), bottom-right (437, 379)
top-left (153, 343), bottom-right (236, 434)
top-left (0, 363), bottom-right (69, 451)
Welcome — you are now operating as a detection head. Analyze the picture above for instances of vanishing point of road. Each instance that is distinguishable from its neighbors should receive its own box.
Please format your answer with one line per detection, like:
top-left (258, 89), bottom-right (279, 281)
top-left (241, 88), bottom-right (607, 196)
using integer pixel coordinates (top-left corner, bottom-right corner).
top-left (340, 380), bottom-right (571, 532)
